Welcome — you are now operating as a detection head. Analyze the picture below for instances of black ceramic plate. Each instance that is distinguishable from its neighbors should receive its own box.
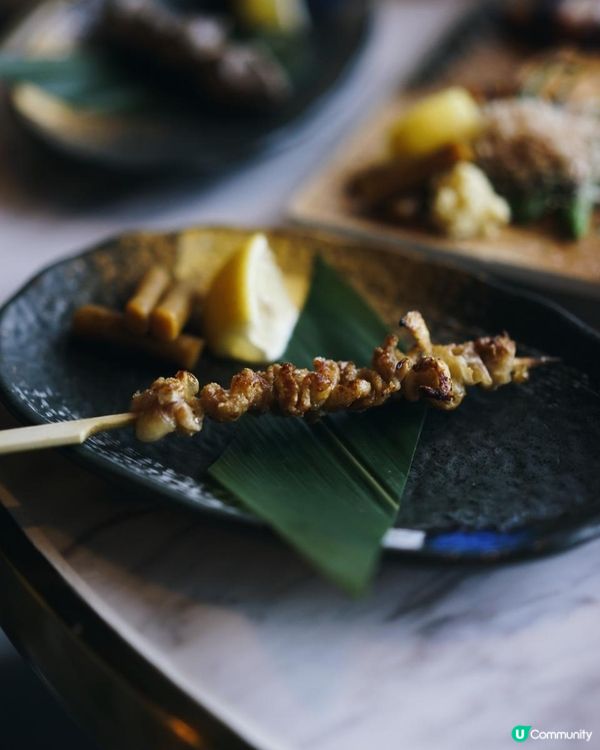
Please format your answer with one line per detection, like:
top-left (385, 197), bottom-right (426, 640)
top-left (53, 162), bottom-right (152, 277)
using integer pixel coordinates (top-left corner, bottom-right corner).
top-left (1, 227), bottom-right (599, 559)
top-left (1, 0), bottom-right (369, 170)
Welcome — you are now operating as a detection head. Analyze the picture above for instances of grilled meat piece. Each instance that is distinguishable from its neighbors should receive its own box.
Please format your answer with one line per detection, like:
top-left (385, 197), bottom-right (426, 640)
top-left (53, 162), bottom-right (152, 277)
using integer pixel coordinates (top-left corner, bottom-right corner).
top-left (131, 311), bottom-right (547, 441)
top-left (130, 368), bottom-right (203, 442)
top-left (347, 143), bottom-right (471, 213)
top-left (474, 98), bottom-right (600, 193)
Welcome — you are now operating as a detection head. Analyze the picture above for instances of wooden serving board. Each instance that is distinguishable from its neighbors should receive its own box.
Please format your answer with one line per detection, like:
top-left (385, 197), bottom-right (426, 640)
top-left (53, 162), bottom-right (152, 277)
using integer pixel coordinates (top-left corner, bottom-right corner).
top-left (290, 25), bottom-right (600, 298)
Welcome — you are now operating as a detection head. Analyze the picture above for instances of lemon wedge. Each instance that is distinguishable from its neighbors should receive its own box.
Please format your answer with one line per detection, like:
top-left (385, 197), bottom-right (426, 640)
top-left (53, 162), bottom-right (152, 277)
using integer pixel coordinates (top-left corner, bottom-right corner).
top-left (203, 233), bottom-right (299, 363)
top-left (236, 0), bottom-right (309, 33)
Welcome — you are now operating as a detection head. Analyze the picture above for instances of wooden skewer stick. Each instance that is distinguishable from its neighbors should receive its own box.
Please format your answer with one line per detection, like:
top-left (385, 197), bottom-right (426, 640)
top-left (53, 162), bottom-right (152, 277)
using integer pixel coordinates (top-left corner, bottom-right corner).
top-left (0, 413), bottom-right (136, 456)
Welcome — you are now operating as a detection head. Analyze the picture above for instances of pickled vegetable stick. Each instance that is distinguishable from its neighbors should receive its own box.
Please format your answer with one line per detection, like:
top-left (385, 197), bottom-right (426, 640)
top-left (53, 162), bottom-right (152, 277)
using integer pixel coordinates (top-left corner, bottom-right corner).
top-left (125, 265), bottom-right (171, 335)
top-left (150, 281), bottom-right (195, 342)
top-left (73, 305), bottom-right (204, 369)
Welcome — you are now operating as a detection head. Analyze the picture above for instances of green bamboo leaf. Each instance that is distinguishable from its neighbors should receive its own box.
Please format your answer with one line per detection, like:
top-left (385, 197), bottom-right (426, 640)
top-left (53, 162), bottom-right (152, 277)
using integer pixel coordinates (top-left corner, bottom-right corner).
top-left (208, 259), bottom-right (425, 594)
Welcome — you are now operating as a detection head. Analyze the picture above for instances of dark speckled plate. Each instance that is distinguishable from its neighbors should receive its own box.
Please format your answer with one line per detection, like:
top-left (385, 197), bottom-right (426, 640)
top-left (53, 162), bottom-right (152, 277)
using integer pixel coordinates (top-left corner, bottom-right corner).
top-left (1, 227), bottom-right (599, 559)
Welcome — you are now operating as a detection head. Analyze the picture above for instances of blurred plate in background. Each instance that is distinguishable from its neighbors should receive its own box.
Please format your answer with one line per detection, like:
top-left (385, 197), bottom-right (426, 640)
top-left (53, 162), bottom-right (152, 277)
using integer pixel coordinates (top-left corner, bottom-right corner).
top-left (1, 226), bottom-right (599, 560)
top-left (0, 0), bottom-right (370, 170)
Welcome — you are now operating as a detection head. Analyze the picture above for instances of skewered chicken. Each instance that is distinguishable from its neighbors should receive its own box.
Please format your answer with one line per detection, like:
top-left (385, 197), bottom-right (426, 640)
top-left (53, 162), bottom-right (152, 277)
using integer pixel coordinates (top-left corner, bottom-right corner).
top-left (131, 311), bottom-right (547, 442)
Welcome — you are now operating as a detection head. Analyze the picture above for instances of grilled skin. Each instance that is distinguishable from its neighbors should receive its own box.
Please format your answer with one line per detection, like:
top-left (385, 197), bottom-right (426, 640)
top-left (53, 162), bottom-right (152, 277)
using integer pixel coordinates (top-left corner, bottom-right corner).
top-left (131, 311), bottom-right (545, 442)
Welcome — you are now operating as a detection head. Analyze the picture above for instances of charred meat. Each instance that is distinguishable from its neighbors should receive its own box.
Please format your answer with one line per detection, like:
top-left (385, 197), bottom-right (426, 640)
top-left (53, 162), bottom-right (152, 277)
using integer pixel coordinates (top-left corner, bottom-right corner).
top-left (131, 311), bottom-right (547, 441)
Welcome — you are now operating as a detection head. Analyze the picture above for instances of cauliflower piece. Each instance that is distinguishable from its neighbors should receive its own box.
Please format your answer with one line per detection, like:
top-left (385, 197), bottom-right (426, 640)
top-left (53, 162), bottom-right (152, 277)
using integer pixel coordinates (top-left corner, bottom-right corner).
top-left (432, 161), bottom-right (511, 240)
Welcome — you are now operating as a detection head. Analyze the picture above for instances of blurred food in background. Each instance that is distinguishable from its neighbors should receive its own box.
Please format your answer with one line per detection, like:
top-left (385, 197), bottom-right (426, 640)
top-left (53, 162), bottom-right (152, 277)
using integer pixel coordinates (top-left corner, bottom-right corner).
top-left (0, 0), bottom-right (368, 168)
top-left (505, 0), bottom-right (600, 46)
top-left (346, 0), bottom-right (600, 243)
top-left (90, 0), bottom-right (310, 111)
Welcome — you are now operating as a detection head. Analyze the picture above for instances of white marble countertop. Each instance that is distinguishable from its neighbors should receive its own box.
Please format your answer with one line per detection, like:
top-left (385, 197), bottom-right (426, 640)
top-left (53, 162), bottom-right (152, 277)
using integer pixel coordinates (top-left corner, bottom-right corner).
top-left (1, 3), bottom-right (599, 749)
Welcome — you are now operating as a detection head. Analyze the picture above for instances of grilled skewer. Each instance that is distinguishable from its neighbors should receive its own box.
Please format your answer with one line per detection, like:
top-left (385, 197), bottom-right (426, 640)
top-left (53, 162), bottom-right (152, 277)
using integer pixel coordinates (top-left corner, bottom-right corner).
top-left (131, 311), bottom-right (549, 442)
top-left (0, 312), bottom-right (550, 454)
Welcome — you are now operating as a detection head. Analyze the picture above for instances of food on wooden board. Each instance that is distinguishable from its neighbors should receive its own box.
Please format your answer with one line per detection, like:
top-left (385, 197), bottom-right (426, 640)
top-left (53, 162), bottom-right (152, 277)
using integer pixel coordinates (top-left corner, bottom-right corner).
top-left (475, 98), bottom-right (599, 195)
top-left (474, 97), bottom-right (599, 238)
top-left (131, 310), bottom-right (548, 442)
top-left (518, 48), bottom-right (600, 112)
top-left (347, 143), bottom-right (471, 211)
top-left (431, 162), bottom-right (511, 240)
top-left (347, 82), bottom-right (599, 241)
top-left (388, 87), bottom-right (482, 159)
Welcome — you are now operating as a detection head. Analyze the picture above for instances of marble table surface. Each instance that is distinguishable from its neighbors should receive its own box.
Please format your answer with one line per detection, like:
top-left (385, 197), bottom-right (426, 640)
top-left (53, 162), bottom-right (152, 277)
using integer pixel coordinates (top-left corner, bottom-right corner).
top-left (1, 2), bottom-right (599, 749)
